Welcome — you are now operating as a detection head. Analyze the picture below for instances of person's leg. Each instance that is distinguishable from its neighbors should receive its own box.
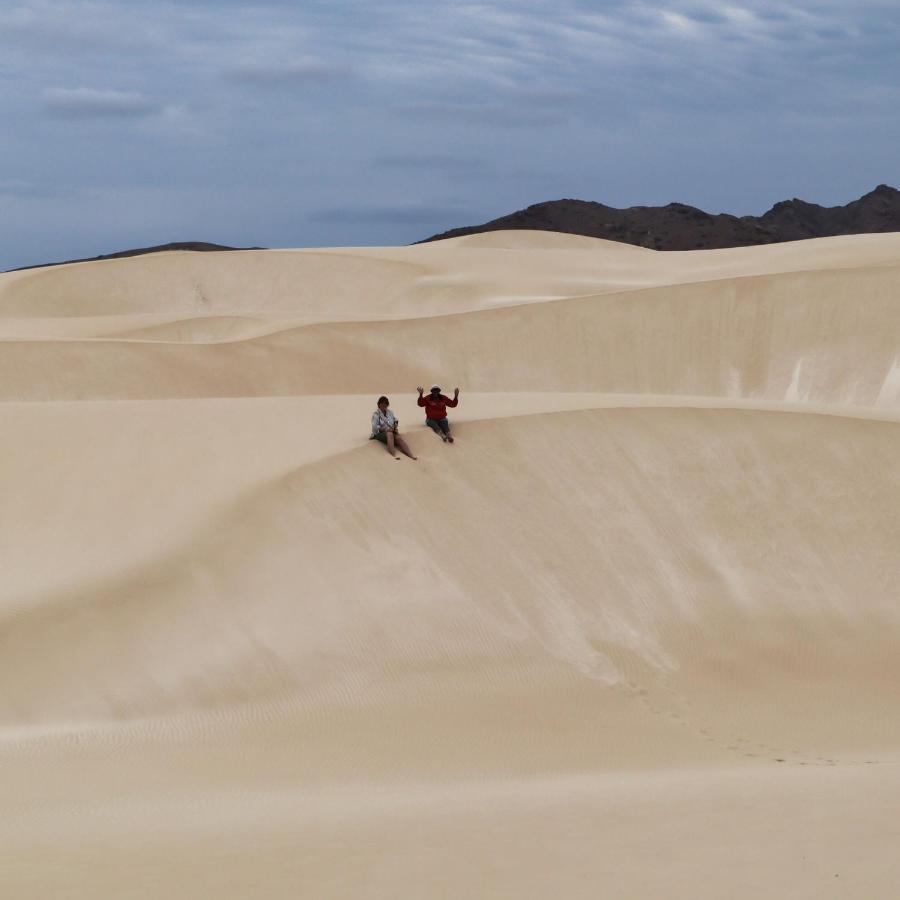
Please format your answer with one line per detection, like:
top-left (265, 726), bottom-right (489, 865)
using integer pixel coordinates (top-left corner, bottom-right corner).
top-left (427, 418), bottom-right (448, 441)
top-left (440, 418), bottom-right (454, 443)
top-left (395, 435), bottom-right (417, 459)
top-left (386, 430), bottom-right (399, 457)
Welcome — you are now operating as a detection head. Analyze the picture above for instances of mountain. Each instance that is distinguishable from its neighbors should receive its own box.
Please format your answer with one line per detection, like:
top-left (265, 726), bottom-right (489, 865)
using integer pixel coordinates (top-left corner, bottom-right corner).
top-left (11, 186), bottom-right (900, 269)
top-left (8, 241), bottom-right (262, 273)
top-left (419, 184), bottom-right (900, 250)
top-left (756, 184), bottom-right (900, 242)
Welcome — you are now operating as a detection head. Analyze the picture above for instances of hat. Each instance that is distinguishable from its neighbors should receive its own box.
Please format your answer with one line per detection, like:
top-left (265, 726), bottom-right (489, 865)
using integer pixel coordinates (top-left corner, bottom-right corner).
top-left (430, 384), bottom-right (441, 392)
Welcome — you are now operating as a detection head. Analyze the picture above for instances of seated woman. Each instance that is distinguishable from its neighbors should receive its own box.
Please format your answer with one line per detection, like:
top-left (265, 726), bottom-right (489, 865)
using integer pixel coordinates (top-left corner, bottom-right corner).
top-left (370, 396), bottom-right (417, 460)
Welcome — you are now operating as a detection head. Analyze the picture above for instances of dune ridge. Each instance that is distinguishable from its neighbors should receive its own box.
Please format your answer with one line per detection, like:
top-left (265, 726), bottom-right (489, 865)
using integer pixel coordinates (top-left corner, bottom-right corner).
top-left (2, 230), bottom-right (899, 899)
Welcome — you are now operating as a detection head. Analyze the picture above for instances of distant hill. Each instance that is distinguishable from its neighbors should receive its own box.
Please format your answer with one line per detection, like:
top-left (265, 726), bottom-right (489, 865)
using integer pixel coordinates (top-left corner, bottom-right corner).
top-left (10, 185), bottom-right (900, 270)
top-left (8, 242), bottom-right (263, 273)
top-left (419, 184), bottom-right (900, 250)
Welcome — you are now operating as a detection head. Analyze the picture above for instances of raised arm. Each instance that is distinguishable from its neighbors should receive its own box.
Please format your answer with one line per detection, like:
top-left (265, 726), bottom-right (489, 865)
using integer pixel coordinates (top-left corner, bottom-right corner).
top-left (446, 387), bottom-right (460, 408)
top-left (416, 386), bottom-right (427, 407)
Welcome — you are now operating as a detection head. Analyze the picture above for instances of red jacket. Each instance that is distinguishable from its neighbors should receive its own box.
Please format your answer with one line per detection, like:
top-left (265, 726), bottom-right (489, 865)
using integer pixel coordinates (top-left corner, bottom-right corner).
top-left (418, 393), bottom-right (458, 420)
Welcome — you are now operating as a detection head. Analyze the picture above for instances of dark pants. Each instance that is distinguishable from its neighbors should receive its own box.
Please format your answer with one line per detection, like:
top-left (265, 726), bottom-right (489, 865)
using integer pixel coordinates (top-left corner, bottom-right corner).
top-left (425, 417), bottom-right (450, 435)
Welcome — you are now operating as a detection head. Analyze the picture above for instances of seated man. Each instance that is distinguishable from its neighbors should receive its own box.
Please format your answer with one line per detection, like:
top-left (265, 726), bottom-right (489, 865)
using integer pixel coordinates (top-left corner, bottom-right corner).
top-left (417, 385), bottom-right (459, 443)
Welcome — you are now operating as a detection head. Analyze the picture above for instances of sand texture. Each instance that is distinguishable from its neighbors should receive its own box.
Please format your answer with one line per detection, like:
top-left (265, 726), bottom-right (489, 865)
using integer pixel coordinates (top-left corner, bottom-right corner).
top-left (2, 231), bottom-right (899, 898)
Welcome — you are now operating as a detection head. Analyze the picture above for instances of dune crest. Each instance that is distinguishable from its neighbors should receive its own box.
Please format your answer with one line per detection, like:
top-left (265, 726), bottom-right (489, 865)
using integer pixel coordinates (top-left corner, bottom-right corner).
top-left (2, 232), bottom-right (899, 898)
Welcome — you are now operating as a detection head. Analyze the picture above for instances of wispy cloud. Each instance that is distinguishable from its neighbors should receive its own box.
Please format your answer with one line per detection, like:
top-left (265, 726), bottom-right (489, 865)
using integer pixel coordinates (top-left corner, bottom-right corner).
top-left (0, 178), bottom-right (48, 198)
top-left (226, 58), bottom-right (353, 86)
top-left (372, 154), bottom-right (489, 174)
top-left (309, 205), bottom-right (472, 225)
top-left (7, 1), bottom-right (894, 120)
top-left (41, 87), bottom-right (161, 118)
top-left (396, 99), bottom-right (569, 128)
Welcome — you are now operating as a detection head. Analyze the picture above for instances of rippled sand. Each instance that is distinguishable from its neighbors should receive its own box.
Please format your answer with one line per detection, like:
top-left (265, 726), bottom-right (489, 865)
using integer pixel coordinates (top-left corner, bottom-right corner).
top-left (2, 231), bottom-right (899, 898)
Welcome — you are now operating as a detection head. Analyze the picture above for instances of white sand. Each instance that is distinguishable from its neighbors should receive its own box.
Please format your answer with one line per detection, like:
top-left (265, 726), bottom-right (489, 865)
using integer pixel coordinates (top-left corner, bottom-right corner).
top-left (1, 231), bottom-right (899, 897)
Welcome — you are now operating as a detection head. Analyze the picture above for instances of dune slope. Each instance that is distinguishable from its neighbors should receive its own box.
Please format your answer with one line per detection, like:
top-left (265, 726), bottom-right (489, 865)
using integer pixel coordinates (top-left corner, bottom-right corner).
top-left (2, 231), bottom-right (899, 899)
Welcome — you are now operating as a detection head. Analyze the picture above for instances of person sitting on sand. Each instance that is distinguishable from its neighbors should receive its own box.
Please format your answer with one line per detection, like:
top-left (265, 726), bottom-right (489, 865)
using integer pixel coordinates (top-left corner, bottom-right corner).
top-left (370, 396), bottom-right (417, 460)
top-left (417, 385), bottom-right (459, 443)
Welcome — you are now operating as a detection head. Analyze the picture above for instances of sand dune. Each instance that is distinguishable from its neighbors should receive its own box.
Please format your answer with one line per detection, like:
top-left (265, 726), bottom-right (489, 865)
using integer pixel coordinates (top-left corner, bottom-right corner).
top-left (2, 231), bottom-right (899, 898)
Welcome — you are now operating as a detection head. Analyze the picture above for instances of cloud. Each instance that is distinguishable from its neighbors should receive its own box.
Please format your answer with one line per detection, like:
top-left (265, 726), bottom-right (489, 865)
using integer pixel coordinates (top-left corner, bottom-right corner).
top-left (226, 59), bottom-right (353, 86)
top-left (396, 99), bottom-right (569, 128)
top-left (660, 10), bottom-right (703, 35)
top-left (0, 179), bottom-right (40, 197)
top-left (371, 154), bottom-right (489, 174)
top-left (41, 87), bottom-right (161, 118)
top-left (309, 205), bottom-right (472, 225)
top-left (0, 178), bottom-right (83, 200)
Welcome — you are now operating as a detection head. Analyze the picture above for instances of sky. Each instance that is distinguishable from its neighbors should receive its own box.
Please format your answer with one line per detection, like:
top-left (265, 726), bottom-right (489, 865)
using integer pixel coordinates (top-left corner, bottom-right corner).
top-left (1, 0), bottom-right (899, 269)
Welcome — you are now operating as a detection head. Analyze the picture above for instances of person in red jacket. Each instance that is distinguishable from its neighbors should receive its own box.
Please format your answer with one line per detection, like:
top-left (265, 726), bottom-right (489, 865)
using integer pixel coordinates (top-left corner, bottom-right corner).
top-left (417, 385), bottom-right (459, 442)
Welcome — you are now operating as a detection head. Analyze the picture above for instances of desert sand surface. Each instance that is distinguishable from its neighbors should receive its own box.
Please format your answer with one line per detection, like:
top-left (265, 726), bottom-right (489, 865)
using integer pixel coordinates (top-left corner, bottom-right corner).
top-left (2, 231), bottom-right (899, 898)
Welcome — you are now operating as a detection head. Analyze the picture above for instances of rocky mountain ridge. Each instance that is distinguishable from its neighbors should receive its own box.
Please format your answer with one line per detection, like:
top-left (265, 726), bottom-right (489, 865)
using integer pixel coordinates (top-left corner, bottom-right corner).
top-left (420, 184), bottom-right (900, 250)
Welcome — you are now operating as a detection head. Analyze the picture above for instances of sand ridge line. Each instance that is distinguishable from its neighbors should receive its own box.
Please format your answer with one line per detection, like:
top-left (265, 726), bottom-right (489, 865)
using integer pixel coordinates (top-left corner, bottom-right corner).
top-left (7, 259), bottom-right (900, 345)
top-left (5, 230), bottom-right (900, 332)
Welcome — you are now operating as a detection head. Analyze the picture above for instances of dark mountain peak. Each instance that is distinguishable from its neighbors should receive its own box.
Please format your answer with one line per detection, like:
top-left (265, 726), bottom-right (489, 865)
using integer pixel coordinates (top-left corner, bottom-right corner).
top-left (527, 198), bottom-right (613, 214)
top-left (661, 202), bottom-right (716, 221)
top-left (420, 185), bottom-right (900, 250)
top-left (854, 184), bottom-right (900, 207)
top-left (760, 184), bottom-right (900, 241)
top-left (767, 197), bottom-right (824, 211)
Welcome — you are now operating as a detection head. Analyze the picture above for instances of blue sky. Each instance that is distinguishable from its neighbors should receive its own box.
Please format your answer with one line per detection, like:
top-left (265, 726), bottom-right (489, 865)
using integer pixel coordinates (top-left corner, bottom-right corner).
top-left (1, 0), bottom-right (899, 268)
